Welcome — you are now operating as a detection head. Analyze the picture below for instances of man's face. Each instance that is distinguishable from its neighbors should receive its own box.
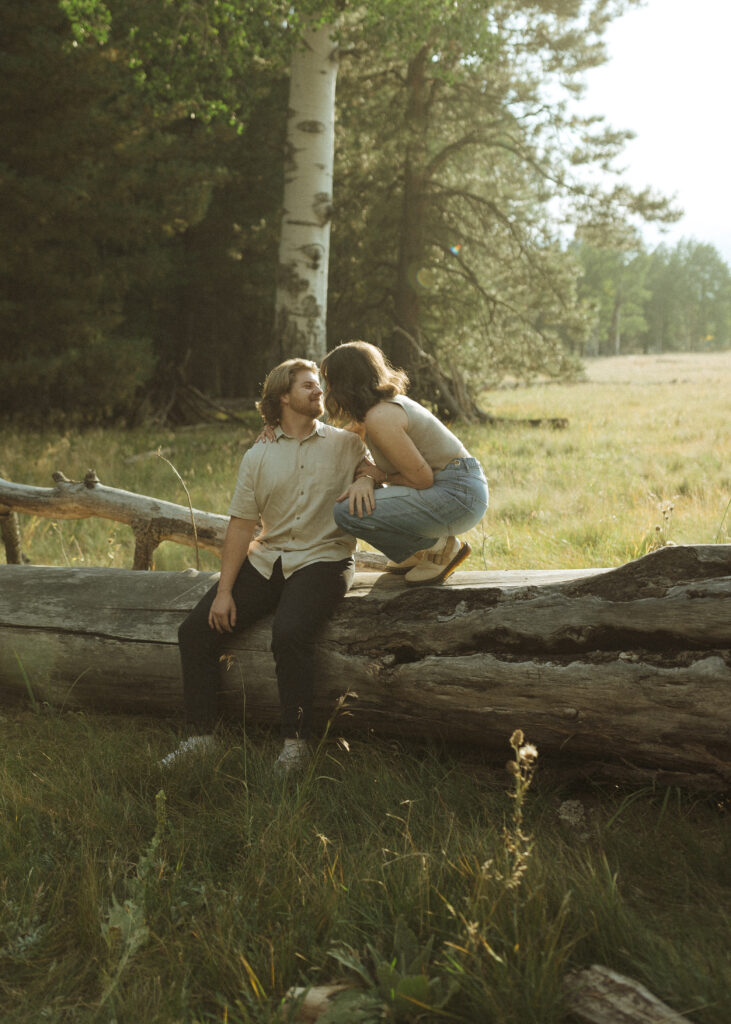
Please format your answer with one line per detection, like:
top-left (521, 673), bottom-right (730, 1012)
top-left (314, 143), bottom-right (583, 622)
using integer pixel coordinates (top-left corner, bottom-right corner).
top-left (282, 369), bottom-right (324, 418)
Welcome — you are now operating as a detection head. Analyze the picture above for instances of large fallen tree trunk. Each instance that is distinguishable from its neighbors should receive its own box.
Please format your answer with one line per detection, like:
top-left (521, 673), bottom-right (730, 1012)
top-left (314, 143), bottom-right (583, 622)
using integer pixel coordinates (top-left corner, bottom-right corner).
top-left (0, 545), bottom-right (729, 788)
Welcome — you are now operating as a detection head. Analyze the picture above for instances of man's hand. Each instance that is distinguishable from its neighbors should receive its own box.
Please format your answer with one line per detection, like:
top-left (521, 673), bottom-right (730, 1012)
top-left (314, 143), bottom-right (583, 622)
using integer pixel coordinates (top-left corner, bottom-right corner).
top-left (209, 590), bottom-right (237, 633)
top-left (337, 476), bottom-right (376, 517)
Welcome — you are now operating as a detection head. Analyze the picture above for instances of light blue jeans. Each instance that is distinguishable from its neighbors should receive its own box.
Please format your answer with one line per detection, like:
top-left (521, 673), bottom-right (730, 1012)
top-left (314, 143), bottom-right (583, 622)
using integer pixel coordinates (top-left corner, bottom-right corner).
top-left (333, 457), bottom-right (489, 563)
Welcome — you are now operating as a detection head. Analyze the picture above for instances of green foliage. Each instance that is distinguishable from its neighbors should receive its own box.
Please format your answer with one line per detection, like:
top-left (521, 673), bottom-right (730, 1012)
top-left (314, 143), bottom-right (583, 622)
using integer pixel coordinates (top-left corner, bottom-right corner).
top-left (328, 0), bottom-right (676, 391)
top-left (327, 918), bottom-right (457, 1020)
top-left (0, 0), bottom-right (723, 427)
top-left (572, 235), bottom-right (731, 355)
top-left (0, 0), bottom-right (288, 422)
top-left (65, 0), bottom-right (294, 123)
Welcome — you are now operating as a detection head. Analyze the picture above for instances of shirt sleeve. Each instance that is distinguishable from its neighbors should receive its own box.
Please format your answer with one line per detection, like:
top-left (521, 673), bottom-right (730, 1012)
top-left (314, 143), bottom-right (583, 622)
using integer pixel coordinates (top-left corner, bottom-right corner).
top-left (228, 450), bottom-right (260, 520)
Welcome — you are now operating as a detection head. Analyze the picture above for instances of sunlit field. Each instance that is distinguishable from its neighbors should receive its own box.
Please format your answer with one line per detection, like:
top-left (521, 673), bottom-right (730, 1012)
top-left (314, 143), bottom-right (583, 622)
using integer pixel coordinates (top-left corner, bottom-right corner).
top-left (464, 350), bottom-right (731, 569)
top-left (0, 353), bottom-right (729, 1023)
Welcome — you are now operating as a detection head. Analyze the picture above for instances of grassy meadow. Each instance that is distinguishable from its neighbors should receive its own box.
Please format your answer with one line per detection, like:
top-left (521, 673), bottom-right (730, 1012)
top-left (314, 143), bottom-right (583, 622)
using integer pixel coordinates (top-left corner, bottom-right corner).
top-left (1, 352), bottom-right (729, 572)
top-left (0, 352), bottom-right (729, 1022)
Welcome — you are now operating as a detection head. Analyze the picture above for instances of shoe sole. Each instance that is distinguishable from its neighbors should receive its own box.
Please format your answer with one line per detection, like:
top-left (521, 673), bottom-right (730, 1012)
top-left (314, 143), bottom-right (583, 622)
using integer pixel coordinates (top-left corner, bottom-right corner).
top-left (405, 542), bottom-right (472, 586)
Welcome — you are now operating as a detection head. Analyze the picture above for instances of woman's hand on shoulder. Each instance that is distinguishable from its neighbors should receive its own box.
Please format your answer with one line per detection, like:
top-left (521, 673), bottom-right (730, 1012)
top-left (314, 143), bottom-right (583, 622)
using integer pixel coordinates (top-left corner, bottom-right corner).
top-left (254, 423), bottom-right (278, 444)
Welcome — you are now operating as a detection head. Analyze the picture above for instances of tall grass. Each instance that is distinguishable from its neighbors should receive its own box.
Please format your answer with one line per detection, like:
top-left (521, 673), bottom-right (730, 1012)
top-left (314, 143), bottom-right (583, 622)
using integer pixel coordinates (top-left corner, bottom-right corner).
top-left (1, 352), bottom-right (729, 1021)
top-left (0, 710), bottom-right (727, 1022)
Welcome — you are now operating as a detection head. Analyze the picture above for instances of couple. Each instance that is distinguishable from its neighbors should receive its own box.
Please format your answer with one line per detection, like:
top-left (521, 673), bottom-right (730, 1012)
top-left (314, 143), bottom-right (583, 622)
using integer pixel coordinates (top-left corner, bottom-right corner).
top-left (165, 341), bottom-right (488, 772)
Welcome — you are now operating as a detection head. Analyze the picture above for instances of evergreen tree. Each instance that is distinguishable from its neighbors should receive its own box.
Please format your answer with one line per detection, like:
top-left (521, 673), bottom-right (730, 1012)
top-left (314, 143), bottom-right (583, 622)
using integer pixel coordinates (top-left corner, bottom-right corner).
top-left (642, 241), bottom-right (731, 353)
top-left (572, 232), bottom-right (649, 355)
top-left (328, 0), bottom-right (678, 395)
top-left (0, 0), bottom-right (287, 421)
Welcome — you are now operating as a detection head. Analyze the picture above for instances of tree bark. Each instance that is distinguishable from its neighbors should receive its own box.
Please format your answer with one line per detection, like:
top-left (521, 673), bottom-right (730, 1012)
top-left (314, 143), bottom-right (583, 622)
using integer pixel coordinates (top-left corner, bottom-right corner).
top-left (392, 46), bottom-right (431, 374)
top-left (274, 24), bottom-right (338, 363)
top-left (1, 545), bottom-right (729, 788)
top-left (0, 508), bottom-right (23, 564)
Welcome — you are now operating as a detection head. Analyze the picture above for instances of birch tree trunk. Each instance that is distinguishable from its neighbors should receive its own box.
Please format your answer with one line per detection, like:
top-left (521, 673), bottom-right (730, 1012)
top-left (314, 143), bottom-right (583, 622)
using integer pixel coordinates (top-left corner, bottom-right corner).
top-left (274, 24), bottom-right (338, 363)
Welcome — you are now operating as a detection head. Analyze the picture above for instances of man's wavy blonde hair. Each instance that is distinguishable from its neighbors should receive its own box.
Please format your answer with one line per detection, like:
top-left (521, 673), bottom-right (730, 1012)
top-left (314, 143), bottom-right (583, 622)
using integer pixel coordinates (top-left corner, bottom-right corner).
top-left (256, 358), bottom-right (319, 426)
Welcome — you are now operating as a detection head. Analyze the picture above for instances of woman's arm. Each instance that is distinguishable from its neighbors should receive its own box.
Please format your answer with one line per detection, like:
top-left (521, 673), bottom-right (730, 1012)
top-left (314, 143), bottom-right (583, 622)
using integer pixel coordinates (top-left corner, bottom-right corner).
top-left (364, 403), bottom-right (434, 490)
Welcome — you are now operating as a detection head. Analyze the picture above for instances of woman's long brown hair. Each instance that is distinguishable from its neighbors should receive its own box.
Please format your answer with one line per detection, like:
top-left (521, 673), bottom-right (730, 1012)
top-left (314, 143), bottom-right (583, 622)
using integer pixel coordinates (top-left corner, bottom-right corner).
top-left (320, 341), bottom-right (409, 423)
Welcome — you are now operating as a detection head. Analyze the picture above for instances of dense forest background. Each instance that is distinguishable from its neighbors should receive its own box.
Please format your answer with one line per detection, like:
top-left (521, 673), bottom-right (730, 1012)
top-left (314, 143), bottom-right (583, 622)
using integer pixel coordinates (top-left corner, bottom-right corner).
top-left (3, 0), bottom-right (730, 425)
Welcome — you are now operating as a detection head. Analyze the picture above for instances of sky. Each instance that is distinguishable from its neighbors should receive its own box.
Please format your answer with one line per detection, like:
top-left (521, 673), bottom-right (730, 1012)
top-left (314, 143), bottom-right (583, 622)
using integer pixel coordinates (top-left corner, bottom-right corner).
top-left (577, 0), bottom-right (731, 264)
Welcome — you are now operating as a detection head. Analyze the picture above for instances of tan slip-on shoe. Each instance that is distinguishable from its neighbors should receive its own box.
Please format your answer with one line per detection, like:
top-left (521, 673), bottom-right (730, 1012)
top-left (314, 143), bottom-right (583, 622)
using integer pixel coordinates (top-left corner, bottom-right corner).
top-left (385, 534), bottom-right (450, 572)
top-left (384, 551), bottom-right (426, 573)
top-left (404, 537), bottom-right (471, 585)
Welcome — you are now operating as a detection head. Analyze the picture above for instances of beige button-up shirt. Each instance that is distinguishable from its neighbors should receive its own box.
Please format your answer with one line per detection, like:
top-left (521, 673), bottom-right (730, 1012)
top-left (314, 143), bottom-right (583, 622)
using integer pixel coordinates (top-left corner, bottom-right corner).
top-left (228, 422), bottom-right (367, 579)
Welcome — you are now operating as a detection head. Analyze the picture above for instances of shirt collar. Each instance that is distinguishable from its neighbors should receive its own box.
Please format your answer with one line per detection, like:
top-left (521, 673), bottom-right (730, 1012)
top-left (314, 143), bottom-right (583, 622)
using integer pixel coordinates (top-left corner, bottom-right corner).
top-left (273, 420), bottom-right (326, 441)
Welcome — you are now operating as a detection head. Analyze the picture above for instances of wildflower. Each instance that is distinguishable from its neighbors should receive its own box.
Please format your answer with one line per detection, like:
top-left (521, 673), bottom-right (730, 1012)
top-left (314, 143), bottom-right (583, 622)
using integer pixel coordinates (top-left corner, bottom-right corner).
top-left (509, 728), bottom-right (524, 748)
top-left (518, 743), bottom-right (538, 763)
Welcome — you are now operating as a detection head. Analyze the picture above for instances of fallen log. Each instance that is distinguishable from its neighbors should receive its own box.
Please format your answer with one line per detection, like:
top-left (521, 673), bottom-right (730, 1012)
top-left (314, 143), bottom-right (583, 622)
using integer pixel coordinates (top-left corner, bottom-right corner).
top-left (0, 545), bottom-right (729, 788)
top-left (0, 470), bottom-right (226, 569)
top-left (0, 471), bottom-right (387, 571)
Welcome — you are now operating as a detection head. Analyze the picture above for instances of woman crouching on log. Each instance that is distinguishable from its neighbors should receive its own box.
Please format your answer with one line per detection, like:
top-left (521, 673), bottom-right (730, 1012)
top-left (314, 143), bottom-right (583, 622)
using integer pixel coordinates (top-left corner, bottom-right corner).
top-left (320, 340), bottom-right (489, 585)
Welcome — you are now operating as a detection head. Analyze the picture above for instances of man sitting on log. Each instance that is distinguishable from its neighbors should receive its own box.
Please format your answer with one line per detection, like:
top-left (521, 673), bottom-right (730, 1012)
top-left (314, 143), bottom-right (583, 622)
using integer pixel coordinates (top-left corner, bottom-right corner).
top-left (162, 359), bottom-right (367, 773)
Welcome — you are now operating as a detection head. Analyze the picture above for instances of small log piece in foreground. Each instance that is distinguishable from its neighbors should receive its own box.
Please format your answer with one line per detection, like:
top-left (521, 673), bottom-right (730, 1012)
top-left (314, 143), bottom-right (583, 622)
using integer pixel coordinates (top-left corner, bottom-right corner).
top-left (0, 545), bottom-right (729, 788)
top-left (564, 964), bottom-right (690, 1023)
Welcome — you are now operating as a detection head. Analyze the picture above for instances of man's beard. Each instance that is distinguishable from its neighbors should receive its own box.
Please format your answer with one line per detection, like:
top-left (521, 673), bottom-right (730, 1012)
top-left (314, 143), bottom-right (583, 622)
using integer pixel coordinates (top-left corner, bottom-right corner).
top-left (288, 394), bottom-right (324, 418)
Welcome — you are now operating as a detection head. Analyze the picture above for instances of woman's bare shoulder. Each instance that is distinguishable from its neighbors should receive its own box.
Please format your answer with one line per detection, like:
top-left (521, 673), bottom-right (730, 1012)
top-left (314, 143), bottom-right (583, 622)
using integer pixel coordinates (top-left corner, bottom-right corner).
top-left (364, 399), bottom-right (408, 429)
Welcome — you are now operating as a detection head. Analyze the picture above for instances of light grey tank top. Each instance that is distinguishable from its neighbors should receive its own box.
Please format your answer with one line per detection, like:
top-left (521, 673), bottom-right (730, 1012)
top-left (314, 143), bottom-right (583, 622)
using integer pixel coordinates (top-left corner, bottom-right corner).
top-left (365, 394), bottom-right (469, 474)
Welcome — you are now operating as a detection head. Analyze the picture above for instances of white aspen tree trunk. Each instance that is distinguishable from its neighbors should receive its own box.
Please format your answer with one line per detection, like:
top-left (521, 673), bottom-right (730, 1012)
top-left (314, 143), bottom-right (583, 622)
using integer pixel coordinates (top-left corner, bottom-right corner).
top-left (274, 24), bottom-right (338, 363)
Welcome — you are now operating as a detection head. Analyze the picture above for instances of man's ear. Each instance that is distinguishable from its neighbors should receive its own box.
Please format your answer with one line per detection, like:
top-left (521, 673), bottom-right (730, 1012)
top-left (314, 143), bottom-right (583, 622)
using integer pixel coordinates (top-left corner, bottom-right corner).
top-left (280, 390), bottom-right (290, 408)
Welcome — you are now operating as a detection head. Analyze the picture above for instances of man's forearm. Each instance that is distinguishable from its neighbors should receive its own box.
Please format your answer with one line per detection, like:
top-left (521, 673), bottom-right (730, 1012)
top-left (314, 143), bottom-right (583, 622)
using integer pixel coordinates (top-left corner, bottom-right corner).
top-left (217, 517), bottom-right (257, 593)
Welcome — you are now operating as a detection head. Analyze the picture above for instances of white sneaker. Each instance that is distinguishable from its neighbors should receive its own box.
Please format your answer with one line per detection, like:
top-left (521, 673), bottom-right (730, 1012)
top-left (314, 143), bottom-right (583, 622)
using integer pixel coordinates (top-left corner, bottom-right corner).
top-left (160, 734), bottom-right (215, 768)
top-left (273, 738), bottom-right (311, 776)
top-left (404, 537), bottom-right (471, 585)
